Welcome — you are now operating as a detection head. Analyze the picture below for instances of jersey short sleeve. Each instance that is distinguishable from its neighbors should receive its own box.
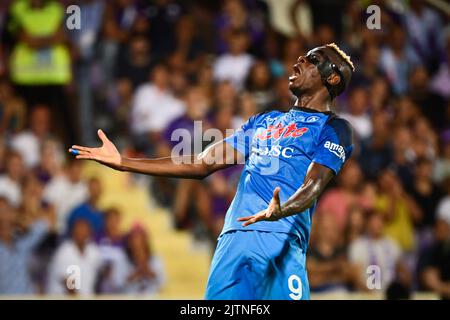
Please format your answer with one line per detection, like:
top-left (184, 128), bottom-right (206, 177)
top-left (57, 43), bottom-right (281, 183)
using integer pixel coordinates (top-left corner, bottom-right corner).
top-left (223, 113), bottom-right (260, 158)
top-left (312, 117), bottom-right (354, 175)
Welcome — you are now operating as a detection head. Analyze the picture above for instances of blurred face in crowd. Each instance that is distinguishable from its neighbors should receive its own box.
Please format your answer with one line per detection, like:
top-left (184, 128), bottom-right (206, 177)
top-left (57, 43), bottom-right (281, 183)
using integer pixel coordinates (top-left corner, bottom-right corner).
top-left (156, 0), bottom-right (170, 6)
top-left (117, 0), bottom-right (135, 8)
top-left (414, 159), bottom-right (433, 181)
top-left (215, 106), bottom-right (233, 132)
top-left (410, 0), bottom-right (425, 12)
top-left (185, 87), bottom-right (210, 120)
top-left (116, 78), bottom-right (133, 101)
top-left (378, 169), bottom-right (402, 194)
top-left (359, 182), bottom-right (377, 209)
top-left (228, 32), bottom-right (249, 55)
top-left (443, 141), bottom-right (450, 160)
top-left (0, 78), bottom-right (13, 100)
top-left (413, 118), bottom-right (434, 141)
top-left (6, 152), bottom-right (24, 181)
top-left (363, 45), bottom-right (380, 67)
top-left (371, 111), bottom-right (390, 143)
top-left (393, 126), bottom-right (413, 153)
top-left (274, 77), bottom-right (293, 108)
top-left (127, 228), bottom-right (151, 264)
top-left (0, 198), bottom-right (14, 243)
top-left (338, 160), bottom-right (362, 191)
top-left (409, 67), bottom-right (429, 92)
top-left (88, 178), bottom-right (102, 204)
top-left (40, 140), bottom-right (63, 173)
top-left (367, 213), bottom-right (384, 239)
top-left (316, 25), bottom-right (335, 47)
top-left (413, 140), bottom-right (430, 160)
top-left (30, 105), bottom-right (51, 138)
top-left (132, 14), bottom-right (150, 35)
top-left (170, 70), bottom-right (188, 96)
top-left (348, 207), bottom-right (365, 236)
top-left (391, 26), bottom-right (406, 51)
top-left (283, 38), bottom-right (303, 62)
top-left (216, 81), bottom-right (237, 107)
top-left (105, 208), bottom-right (121, 238)
top-left (129, 36), bottom-right (150, 64)
top-left (239, 93), bottom-right (257, 118)
top-left (396, 96), bottom-right (419, 125)
top-left (434, 217), bottom-right (450, 242)
top-left (72, 219), bottom-right (92, 248)
top-left (348, 88), bottom-right (368, 115)
top-left (151, 65), bottom-right (170, 90)
top-left (224, 0), bottom-right (247, 30)
top-left (316, 213), bottom-right (340, 245)
top-left (67, 160), bottom-right (83, 184)
top-left (197, 64), bottom-right (213, 87)
top-left (248, 61), bottom-right (271, 89)
top-left (176, 16), bottom-right (194, 44)
top-left (370, 77), bottom-right (389, 107)
top-left (23, 175), bottom-right (44, 202)
top-left (443, 178), bottom-right (450, 196)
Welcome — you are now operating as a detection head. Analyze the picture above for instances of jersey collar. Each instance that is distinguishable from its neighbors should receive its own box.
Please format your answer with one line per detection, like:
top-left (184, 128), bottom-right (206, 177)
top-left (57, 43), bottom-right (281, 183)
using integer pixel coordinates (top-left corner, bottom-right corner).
top-left (291, 106), bottom-right (334, 115)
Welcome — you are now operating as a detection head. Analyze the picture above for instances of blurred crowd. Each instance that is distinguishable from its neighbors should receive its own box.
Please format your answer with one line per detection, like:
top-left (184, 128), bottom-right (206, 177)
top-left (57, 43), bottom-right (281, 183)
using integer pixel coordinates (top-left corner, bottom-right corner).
top-left (0, 0), bottom-right (449, 299)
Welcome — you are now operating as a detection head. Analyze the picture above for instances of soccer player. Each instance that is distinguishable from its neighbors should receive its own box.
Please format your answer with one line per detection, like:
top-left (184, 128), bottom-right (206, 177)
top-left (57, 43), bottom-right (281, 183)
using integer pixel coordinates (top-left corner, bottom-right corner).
top-left (69, 43), bottom-right (355, 300)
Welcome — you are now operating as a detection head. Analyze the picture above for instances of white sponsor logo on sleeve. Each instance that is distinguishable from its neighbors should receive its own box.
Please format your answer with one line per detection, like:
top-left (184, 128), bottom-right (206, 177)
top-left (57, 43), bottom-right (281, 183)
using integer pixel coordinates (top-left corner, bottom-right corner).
top-left (324, 141), bottom-right (346, 162)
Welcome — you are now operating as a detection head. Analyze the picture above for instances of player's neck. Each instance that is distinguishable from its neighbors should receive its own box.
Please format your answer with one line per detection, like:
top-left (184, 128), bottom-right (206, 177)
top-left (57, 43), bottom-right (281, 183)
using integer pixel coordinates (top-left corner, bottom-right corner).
top-left (294, 93), bottom-right (332, 113)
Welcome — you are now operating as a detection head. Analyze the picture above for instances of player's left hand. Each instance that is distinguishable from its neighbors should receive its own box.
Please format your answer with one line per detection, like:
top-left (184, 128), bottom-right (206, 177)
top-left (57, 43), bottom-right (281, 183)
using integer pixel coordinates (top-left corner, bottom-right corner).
top-left (238, 187), bottom-right (283, 227)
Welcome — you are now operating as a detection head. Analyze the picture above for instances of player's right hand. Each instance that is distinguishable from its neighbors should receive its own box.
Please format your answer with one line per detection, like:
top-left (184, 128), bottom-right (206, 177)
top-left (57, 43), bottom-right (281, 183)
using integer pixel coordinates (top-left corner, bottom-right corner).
top-left (69, 129), bottom-right (122, 169)
top-left (238, 187), bottom-right (283, 227)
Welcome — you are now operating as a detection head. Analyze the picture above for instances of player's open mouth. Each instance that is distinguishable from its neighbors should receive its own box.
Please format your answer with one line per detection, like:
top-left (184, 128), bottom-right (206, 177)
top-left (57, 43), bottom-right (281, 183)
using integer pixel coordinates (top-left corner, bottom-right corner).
top-left (289, 65), bottom-right (301, 83)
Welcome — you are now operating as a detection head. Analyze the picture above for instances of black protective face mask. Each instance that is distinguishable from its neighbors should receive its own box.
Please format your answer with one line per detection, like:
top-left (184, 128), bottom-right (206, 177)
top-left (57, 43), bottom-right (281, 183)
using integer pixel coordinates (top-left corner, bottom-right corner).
top-left (305, 49), bottom-right (346, 100)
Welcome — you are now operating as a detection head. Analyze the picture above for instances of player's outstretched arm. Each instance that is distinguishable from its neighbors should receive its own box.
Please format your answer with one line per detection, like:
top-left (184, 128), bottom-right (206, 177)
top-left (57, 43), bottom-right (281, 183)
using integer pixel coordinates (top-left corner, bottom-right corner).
top-left (238, 162), bottom-right (334, 226)
top-left (69, 129), bottom-right (241, 179)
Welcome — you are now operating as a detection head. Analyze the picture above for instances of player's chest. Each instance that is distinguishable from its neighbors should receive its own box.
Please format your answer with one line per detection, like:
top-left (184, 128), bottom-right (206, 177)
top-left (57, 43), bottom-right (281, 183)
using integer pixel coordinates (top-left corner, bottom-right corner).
top-left (250, 115), bottom-right (324, 159)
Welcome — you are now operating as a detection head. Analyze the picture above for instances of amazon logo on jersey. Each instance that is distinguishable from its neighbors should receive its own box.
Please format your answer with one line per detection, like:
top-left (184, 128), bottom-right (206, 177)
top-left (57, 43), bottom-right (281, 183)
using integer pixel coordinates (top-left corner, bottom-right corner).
top-left (324, 141), bottom-right (346, 162)
top-left (256, 123), bottom-right (308, 141)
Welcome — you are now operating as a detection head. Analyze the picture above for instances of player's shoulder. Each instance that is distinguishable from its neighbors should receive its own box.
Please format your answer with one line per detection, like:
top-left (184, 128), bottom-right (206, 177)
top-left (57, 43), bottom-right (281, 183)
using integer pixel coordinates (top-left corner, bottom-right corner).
top-left (319, 113), bottom-right (354, 147)
top-left (323, 114), bottom-right (354, 138)
top-left (325, 113), bottom-right (353, 130)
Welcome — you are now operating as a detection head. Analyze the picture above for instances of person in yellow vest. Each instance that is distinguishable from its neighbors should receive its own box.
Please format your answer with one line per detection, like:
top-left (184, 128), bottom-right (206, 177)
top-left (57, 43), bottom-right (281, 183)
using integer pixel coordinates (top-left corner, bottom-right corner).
top-left (9, 0), bottom-right (71, 85)
top-left (375, 168), bottom-right (423, 252)
top-left (8, 0), bottom-right (74, 143)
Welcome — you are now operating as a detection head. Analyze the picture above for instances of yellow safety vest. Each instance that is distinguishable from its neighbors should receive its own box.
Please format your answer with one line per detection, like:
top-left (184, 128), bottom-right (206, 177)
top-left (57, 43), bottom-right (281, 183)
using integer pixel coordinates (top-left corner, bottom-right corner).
top-left (9, 0), bottom-right (71, 85)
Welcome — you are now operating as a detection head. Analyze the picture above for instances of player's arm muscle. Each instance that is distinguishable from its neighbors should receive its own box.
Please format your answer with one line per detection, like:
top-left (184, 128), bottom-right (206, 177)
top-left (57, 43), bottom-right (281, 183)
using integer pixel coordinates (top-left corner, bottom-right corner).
top-left (279, 162), bottom-right (334, 218)
top-left (120, 140), bottom-right (241, 179)
top-left (71, 130), bottom-right (242, 179)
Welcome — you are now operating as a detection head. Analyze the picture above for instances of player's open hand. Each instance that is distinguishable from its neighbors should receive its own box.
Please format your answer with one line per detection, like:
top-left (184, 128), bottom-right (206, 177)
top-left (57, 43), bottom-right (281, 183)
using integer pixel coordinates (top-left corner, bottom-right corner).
top-left (238, 187), bottom-right (282, 227)
top-left (69, 129), bottom-right (122, 169)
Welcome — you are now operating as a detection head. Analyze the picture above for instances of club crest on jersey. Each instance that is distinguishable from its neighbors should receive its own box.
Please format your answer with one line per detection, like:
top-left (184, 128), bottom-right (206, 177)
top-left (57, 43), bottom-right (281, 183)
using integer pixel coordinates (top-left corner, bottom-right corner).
top-left (324, 141), bottom-right (346, 162)
top-left (306, 115), bottom-right (320, 123)
top-left (256, 123), bottom-right (308, 140)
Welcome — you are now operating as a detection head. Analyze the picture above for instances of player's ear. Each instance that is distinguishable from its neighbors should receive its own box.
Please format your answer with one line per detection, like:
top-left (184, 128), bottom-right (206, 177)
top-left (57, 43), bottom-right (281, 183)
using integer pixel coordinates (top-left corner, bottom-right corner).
top-left (326, 73), bottom-right (341, 86)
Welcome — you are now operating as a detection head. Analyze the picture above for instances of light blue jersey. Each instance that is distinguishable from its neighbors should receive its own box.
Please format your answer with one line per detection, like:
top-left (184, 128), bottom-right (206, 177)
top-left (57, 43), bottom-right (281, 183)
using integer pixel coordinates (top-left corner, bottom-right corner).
top-left (205, 106), bottom-right (354, 300)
